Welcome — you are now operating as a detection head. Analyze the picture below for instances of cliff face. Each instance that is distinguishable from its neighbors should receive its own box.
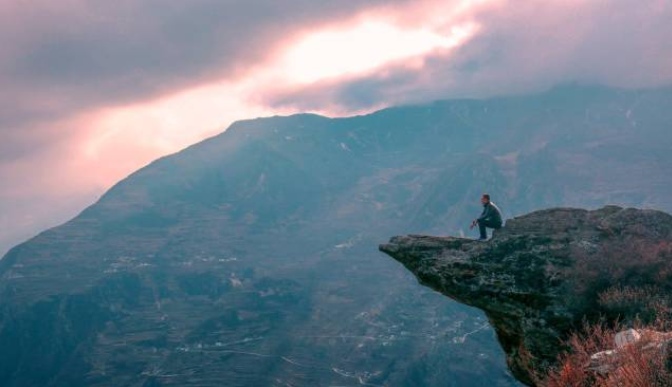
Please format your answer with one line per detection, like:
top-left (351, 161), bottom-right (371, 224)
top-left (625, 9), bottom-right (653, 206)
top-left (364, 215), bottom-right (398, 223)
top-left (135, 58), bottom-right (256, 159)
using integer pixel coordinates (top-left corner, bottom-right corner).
top-left (380, 206), bottom-right (672, 385)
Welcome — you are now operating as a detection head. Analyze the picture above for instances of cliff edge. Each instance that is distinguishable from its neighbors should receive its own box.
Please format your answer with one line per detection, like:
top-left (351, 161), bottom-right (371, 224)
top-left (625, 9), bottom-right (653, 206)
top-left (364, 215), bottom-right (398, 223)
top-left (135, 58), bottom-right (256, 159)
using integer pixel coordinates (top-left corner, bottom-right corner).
top-left (379, 206), bottom-right (672, 385)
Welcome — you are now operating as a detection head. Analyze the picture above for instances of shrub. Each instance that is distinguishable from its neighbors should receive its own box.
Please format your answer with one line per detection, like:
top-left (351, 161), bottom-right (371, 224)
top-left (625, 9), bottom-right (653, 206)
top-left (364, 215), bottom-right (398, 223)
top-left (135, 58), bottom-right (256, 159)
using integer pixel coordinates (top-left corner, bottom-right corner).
top-left (542, 320), bottom-right (672, 387)
top-left (598, 285), bottom-right (670, 324)
top-left (567, 240), bottom-right (672, 320)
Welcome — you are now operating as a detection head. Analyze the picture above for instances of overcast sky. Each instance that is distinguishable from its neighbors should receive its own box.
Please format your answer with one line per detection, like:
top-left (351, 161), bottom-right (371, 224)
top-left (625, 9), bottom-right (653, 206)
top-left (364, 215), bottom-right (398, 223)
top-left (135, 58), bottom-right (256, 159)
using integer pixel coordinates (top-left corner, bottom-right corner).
top-left (1, 0), bottom-right (671, 255)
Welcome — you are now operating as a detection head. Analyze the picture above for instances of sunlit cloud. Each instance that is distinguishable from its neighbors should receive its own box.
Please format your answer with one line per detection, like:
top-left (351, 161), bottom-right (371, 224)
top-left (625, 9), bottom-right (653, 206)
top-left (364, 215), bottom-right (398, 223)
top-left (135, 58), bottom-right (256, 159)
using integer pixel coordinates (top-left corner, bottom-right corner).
top-left (279, 21), bottom-right (478, 84)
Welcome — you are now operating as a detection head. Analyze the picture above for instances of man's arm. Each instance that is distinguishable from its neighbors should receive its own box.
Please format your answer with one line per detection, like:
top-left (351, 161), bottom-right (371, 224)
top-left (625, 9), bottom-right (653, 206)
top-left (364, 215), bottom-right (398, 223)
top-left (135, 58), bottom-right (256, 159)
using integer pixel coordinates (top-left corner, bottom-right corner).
top-left (471, 206), bottom-right (488, 229)
top-left (477, 205), bottom-right (491, 222)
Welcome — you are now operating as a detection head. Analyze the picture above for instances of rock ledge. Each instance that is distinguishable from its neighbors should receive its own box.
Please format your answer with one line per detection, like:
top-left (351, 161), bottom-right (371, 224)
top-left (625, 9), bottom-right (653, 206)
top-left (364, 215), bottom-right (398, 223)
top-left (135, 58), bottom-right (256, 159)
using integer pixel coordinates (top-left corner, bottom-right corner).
top-left (380, 206), bottom-right (672, 385)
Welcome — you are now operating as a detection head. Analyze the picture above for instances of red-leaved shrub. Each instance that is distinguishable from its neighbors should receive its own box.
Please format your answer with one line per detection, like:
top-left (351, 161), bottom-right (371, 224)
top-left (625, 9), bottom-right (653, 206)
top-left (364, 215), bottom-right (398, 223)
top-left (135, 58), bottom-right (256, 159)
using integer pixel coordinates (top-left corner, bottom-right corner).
top-left (543, 320), bottom-right (672, 387)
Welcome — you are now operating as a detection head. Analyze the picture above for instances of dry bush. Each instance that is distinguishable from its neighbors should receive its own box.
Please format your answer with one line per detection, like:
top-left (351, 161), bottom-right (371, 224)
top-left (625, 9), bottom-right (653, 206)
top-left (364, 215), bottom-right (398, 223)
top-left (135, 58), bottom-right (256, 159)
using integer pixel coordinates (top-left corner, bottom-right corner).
top-left (598, 285), bottom-right (670, 324)
top-left (526, 237), bottom-right (672, 386)
top-left (542, 320), bottom-right (672, 387)
top-left (568, 240), bottom-right (672, 320)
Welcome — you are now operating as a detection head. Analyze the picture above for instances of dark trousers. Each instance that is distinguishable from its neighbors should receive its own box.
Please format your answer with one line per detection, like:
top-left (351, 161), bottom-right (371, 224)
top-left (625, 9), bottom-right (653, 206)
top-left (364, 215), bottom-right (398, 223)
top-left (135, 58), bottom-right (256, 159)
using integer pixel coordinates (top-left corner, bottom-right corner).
top-left (478, 219), bottom-right (502, 239)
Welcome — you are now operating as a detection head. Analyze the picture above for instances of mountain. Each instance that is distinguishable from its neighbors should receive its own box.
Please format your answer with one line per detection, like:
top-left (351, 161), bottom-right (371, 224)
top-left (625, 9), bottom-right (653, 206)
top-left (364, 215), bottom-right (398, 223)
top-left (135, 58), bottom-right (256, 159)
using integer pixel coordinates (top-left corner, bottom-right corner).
top-left (1, 84), bottom-right (671, 386)
top-left (380, 206), bottom-right (672, 385)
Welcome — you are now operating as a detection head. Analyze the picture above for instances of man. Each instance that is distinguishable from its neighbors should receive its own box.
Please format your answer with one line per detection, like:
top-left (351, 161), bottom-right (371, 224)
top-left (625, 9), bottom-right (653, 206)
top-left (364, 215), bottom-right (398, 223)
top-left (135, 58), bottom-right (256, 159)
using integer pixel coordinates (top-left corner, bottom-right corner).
top-left (470, 194), bottom-right (503, 240)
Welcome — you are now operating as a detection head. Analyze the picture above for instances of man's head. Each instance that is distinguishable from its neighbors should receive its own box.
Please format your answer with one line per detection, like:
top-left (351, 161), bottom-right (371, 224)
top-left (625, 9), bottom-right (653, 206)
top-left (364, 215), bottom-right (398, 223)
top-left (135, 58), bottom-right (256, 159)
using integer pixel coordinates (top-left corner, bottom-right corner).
top-left (481, 194), bottom-right (491, 205)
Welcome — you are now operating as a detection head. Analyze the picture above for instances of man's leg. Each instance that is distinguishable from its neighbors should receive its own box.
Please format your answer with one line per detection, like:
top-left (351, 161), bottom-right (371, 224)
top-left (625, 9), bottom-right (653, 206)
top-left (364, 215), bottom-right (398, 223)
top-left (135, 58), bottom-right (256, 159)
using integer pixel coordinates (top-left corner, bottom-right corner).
top-left (478, 219), bottom-right (501, 239)
top-left (478, 220), bottom-right (488, 239)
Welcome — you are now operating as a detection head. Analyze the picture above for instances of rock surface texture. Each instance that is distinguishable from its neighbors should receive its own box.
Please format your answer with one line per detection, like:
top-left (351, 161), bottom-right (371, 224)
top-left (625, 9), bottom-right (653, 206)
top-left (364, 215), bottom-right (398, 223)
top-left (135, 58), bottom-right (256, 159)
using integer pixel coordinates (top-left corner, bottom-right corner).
top-left (380, 206), bottom-right (672, 385)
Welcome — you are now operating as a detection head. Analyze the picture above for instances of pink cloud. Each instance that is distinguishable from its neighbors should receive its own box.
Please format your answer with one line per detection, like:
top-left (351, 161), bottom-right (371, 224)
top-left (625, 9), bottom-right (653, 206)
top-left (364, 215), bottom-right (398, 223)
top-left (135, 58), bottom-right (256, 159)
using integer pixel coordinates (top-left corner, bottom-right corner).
top-left (260, 0), bottom-right (672, 110)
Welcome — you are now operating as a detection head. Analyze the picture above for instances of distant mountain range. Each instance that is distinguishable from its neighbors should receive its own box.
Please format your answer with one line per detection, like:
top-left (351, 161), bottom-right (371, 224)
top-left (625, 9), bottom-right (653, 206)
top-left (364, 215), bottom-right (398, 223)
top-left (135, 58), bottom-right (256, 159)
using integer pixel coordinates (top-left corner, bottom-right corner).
top-left (1, 84), bottom-right (671, 386)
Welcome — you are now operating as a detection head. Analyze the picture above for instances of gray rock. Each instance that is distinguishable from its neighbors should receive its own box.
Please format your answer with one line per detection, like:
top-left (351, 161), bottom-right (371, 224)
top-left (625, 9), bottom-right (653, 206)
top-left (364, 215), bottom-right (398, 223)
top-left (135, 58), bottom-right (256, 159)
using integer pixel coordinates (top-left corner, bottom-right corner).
top-left (380, 206), bottom-right (672, 385)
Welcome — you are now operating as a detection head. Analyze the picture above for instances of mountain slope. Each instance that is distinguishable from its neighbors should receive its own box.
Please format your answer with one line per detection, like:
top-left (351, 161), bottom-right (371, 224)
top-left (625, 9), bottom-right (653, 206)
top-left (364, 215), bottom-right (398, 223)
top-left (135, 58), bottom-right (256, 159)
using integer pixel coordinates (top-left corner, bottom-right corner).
top-left (1, 85), bottom-right (671, 386)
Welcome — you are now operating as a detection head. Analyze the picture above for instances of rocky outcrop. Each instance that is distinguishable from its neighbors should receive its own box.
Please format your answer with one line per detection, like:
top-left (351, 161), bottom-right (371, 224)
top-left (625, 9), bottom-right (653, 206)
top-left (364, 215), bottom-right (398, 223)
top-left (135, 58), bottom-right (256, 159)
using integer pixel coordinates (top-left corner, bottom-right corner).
top-left (379, 206), bottom-right (672, 385)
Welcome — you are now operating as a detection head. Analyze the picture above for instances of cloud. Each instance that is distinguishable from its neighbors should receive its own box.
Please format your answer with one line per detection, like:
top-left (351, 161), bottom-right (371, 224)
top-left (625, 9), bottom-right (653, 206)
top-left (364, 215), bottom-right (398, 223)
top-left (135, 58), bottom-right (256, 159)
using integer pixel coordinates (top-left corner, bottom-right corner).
top-left (260, 0), bottom-right (672, 111)
top-left (0, 0), bottom-right (413, 128)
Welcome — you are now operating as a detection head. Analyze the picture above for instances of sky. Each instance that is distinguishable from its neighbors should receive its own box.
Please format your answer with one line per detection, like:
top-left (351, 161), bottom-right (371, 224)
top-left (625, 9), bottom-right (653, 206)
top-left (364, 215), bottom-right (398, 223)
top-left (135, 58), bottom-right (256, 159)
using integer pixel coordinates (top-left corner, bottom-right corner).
top-left (1, 0), bottom-right (671, 256)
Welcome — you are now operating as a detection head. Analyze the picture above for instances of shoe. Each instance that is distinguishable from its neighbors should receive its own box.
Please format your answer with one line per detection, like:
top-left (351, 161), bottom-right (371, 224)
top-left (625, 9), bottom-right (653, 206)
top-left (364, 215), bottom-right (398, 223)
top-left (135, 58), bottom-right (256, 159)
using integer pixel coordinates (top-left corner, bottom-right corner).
top-left (477, 237), bottom-right (488, 241)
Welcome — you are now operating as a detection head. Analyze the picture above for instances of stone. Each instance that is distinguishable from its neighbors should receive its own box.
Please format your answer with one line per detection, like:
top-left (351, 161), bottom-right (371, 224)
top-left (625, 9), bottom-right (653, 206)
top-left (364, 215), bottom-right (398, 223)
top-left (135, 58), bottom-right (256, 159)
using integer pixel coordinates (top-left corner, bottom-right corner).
top-left (614, 329), bottom-right (641, 349)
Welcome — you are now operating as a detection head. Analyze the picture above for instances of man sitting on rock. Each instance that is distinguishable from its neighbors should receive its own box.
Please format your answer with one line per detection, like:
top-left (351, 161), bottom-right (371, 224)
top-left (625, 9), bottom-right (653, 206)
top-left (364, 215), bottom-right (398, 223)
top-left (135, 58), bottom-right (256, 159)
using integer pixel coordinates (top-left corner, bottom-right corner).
top-left (470, 194), bottom-right (503, 240)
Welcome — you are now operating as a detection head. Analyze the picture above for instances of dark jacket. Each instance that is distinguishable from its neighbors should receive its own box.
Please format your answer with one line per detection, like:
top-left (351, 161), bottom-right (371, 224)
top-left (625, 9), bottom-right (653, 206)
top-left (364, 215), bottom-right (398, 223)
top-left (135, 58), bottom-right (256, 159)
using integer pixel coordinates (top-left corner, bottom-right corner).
top-left (478, 201), bottom-right (503, 227)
